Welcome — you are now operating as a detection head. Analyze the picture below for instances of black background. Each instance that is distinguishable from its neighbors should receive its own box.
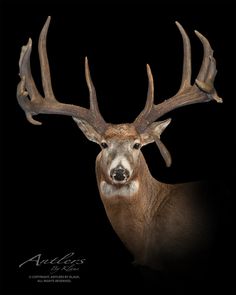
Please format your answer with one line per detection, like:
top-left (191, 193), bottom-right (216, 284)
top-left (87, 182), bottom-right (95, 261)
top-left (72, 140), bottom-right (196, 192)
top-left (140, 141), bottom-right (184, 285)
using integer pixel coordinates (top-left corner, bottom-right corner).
top-left (0, 0), bottom-right (235, 294)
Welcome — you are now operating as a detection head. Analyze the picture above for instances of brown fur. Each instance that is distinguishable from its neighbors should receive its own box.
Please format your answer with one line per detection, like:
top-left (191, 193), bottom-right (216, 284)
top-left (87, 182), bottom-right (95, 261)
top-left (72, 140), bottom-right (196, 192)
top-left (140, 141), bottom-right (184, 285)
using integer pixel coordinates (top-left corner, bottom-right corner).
top-left (104, 124), bottom-right (138, 139)
top-left (96, 152), bottom-right (210, 271)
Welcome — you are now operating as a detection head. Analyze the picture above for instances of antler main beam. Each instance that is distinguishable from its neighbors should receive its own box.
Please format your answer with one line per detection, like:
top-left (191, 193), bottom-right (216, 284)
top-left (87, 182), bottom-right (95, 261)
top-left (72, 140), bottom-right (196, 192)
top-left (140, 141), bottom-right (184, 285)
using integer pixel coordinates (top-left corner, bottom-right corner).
top-left (17, 16), bottom-right (107, 133)
top-left (134, 21), bottom-right (222, 133)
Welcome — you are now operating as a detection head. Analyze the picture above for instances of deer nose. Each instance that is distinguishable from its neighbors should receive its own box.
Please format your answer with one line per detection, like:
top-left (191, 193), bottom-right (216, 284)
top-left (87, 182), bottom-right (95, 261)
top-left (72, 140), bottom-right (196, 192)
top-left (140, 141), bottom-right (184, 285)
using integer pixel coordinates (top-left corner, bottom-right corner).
top-left (110, 166), bottom-right (130, 182)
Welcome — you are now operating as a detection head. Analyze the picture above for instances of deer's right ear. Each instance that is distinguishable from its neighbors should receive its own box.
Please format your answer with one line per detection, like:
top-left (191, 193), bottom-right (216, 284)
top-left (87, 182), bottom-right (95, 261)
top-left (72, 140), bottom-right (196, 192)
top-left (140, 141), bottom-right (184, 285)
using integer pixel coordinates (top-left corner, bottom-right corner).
top-left (73, 117), bottom-right (102, 144)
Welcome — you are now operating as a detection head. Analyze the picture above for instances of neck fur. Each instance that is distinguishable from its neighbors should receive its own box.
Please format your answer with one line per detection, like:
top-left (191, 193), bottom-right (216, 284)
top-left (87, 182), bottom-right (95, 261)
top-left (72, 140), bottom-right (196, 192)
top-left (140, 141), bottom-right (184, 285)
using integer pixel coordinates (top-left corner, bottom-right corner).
top-left (95, 152), bottom-right (173, 262)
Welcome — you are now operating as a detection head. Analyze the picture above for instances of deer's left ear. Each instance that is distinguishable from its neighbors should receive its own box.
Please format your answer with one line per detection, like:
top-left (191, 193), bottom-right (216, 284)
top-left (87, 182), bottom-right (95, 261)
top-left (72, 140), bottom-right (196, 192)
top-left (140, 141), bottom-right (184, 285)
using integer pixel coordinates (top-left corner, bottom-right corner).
top-left (73, 117), bottom-right (102, 144)
top-left (140, 118), bottom-right (172, 146)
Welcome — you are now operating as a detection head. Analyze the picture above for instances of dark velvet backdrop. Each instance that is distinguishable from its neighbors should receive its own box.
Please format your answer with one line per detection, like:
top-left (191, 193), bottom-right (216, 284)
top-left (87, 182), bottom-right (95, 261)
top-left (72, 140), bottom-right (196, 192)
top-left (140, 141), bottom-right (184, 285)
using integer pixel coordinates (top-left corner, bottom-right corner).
top-left (0, 1), bottom-right (235, 294)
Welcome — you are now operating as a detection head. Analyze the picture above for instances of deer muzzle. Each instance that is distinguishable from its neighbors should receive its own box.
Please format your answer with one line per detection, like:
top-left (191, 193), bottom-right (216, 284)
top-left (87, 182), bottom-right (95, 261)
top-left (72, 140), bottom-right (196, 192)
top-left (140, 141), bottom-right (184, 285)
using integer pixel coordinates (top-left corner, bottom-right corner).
top-left (110, 166), bottom-right (130, 183)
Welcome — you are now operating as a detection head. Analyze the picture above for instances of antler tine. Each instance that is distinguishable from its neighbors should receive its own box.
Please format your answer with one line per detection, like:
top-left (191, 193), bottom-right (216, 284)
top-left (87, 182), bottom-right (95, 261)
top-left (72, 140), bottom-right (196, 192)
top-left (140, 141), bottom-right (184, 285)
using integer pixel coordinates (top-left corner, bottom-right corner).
top-left (175, 21), bottom-right (191, 92)
top-left (134, 64), bottom-right (154, 127)
top-left (85, 57), bottom-right (106, 123)
top-left (18, 38), bottom-right (40, 100)
top-left (195, 30), bottom-right (213, 82)
top-left (17, 37), bottom-right (43, 125)
top-left (134, 22), bottom-right (222, 133)
top-left (38, 16), bottom-right (56, 101)
top-left (195, 31), bottom-right (222, 103)
top-left (144, 64), bottom-right (155, 118)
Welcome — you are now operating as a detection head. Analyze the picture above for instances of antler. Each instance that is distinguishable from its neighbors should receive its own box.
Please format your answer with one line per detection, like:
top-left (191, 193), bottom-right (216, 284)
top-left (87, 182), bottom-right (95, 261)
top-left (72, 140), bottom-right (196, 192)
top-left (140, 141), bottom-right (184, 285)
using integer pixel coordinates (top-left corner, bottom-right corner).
top-left (17, 16), bottom-right (107, 134)
top-left (134, 21), bottom-right (222, 133)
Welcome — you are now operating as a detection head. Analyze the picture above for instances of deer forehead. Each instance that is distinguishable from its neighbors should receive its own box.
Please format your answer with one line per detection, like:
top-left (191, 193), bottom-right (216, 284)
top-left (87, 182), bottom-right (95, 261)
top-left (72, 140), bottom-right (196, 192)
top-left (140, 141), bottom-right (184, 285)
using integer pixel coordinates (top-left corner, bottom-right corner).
top-left (104, 124), bottom-right (139, 140)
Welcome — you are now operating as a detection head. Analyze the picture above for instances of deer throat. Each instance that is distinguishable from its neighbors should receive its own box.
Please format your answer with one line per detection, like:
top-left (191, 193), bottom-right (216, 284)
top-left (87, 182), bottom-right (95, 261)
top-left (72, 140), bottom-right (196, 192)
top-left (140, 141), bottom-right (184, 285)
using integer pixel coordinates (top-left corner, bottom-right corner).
top-left (100, 180), bottom-right (139, 198)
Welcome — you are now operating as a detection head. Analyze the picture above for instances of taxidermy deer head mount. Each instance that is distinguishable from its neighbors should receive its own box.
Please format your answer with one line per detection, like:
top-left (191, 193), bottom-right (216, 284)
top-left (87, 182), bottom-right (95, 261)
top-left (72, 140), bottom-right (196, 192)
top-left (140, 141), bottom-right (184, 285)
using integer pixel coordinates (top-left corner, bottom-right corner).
top-left (17, 16), bottom-right (222, 270)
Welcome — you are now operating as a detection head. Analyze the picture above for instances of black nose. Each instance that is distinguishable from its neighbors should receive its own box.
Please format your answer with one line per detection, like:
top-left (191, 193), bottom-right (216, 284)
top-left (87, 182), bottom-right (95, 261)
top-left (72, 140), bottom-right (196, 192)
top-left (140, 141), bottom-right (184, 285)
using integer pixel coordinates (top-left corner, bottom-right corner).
top-left (110, 167), bottom-right (130, 182)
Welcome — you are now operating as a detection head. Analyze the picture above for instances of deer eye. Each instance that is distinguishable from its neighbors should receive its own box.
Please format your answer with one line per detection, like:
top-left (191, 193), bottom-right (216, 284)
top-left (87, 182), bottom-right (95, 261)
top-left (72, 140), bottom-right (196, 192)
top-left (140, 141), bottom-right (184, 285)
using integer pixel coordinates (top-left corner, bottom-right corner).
top-left (133, 143), bottom-right (141, 150)
top-left (101, 142), bottom-right (108, 149)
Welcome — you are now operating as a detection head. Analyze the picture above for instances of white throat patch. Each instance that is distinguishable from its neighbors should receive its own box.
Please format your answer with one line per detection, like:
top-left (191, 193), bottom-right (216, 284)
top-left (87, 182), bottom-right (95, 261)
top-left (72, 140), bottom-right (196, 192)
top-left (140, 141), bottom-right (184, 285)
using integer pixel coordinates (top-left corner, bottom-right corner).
top-left (100, 180), bottom-right (139, 197)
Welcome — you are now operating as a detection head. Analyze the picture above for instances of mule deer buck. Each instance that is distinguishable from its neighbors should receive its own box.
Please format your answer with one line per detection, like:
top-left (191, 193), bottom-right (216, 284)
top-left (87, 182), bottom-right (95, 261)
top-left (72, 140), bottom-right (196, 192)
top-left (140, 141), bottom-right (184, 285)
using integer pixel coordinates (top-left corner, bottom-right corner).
top-left (17, 17), bottom-right (222, 271)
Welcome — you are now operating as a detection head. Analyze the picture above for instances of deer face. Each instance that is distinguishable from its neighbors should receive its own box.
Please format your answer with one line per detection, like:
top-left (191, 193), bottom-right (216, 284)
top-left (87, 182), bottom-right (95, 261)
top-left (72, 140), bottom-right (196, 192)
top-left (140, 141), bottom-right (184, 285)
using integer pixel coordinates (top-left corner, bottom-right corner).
top-left (98, 124), bottom-right (141, 184)
top-left (73, 119), bottom-right (171, 185)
